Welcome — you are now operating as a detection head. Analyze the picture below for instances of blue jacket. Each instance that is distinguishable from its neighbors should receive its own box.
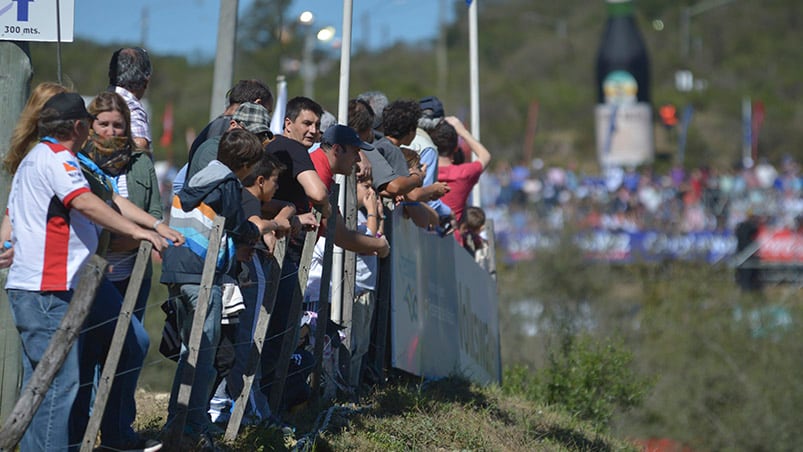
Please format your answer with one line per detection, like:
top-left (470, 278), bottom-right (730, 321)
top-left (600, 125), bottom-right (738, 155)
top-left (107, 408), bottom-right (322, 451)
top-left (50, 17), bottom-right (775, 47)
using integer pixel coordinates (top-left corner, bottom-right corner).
top-left (161, 160), bottom-right (258, 285)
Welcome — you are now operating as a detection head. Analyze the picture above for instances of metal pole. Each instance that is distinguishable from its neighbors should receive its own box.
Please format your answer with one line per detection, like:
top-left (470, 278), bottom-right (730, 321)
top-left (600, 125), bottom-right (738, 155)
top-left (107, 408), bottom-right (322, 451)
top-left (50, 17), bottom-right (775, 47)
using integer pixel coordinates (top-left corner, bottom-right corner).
top-left (302, 31), bottom-right (315, 99)
top-left (209, 0), bottom-right (238, 121)
top-left (469, 0), bottom-right (482, 207)
top-left (682, 0), bottom-right (738, 60)
top-left (331, 0), bottom-right (354, 324)
top-left (680, 6), bottom-right (690, 59)
top-left (55, 0), bottom-right (62, 84)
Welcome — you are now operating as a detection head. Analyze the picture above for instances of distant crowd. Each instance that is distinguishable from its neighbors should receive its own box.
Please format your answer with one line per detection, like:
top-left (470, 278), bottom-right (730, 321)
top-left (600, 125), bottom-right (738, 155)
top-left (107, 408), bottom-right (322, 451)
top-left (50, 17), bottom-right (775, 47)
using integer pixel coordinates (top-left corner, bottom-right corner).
top-left (1, 47), bottom-right (494, 451)
top-left (477, 158), bottom-right (803, 237)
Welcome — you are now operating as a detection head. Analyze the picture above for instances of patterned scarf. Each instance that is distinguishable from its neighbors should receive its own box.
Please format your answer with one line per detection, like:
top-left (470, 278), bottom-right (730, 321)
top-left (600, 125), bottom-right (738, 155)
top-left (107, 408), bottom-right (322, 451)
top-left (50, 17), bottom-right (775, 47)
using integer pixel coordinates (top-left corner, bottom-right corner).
top-left (85, 131), bottom-right (133, 176)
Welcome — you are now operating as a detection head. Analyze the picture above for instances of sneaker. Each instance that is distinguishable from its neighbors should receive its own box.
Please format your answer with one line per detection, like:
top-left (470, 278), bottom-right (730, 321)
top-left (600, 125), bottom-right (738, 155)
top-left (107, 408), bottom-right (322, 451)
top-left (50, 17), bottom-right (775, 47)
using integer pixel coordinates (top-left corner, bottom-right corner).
top-left (100, 437), bottom-right (162, 452)
top-left (193, 431), bottom-right (219, 452)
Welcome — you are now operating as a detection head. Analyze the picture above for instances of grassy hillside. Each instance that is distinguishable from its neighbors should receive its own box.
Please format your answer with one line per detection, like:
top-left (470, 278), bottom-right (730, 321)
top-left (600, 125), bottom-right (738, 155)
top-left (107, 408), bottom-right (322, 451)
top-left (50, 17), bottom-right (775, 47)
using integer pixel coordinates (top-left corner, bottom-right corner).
top-left (134, 377), bottom-right (639, 452)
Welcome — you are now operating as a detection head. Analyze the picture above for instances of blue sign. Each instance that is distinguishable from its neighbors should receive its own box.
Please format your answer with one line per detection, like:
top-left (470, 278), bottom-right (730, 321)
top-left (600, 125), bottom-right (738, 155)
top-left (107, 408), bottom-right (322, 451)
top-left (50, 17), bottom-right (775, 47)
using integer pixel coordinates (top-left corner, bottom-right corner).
top-left (14, 0), bottom-right (33, 21)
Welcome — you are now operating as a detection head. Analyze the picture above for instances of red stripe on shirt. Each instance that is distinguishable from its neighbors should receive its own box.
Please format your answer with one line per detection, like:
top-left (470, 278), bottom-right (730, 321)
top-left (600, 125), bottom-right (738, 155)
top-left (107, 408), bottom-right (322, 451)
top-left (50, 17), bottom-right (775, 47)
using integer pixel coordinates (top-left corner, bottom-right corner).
top-left (62, 187), bottom-right (90, 207)
top-left (41, 213), bottom-right (70, 291)
top-left (43, 141), bottom-right (72, 154)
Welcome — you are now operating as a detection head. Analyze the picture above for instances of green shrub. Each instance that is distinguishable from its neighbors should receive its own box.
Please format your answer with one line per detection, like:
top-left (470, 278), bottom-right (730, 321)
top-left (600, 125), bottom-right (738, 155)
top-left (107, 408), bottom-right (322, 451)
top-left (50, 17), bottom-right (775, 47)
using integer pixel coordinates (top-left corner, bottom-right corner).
top-left (542, 336), bottom-right (651, 429)
top-left (504, 336), bottom-right (651, 430)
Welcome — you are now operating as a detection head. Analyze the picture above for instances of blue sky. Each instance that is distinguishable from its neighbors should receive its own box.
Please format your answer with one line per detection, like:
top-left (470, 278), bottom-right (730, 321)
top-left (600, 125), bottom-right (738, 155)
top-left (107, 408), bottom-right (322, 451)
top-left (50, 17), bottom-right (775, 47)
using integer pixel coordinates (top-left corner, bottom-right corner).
top-left (72, 0), bottom-right (456, 59)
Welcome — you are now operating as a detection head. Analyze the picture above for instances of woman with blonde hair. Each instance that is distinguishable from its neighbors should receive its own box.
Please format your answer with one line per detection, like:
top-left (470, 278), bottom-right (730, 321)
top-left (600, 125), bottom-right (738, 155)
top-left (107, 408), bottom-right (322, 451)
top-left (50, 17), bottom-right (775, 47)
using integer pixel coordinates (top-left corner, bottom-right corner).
top-left (70, 90), bottom-right (178, 451)
top-left (1, 82), bottom-right (68, 269)
top-left (3, 82), bottom-right (68, 174)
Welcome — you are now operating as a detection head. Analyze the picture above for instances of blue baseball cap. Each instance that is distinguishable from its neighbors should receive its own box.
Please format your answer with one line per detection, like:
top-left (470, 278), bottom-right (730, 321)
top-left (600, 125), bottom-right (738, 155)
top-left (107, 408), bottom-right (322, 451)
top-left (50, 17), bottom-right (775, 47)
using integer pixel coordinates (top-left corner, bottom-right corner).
top-left (321, 124), bottom-right (373, 151)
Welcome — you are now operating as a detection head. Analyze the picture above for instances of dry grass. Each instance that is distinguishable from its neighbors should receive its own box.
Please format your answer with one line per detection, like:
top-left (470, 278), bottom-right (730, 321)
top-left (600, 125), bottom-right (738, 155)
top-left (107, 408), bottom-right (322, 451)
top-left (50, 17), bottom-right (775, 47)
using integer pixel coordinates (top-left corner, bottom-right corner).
top-left (134, 377), bottom-right (637, 452)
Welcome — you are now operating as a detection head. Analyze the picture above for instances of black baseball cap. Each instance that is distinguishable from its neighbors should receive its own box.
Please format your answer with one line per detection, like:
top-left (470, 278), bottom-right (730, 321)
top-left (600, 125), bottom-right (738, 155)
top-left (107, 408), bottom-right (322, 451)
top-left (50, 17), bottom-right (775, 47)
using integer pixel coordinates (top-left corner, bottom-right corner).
top-left (43, 92), bottom-right (96, 121)
top-left (321, 124), bottom-right (374, 151)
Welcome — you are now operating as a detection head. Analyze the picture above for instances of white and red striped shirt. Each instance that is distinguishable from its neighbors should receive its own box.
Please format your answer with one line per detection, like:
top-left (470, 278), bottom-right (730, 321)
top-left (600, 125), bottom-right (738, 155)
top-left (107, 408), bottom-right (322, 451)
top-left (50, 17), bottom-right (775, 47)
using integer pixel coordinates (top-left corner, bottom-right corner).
top-left (6, 140), bottom-right (99, 291)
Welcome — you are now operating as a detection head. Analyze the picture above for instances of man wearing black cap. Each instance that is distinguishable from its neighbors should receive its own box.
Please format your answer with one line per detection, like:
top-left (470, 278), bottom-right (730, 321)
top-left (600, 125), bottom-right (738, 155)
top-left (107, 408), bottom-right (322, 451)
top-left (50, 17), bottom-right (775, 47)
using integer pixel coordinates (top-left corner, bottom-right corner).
top-left (3, 92), bottom-right (167, 451)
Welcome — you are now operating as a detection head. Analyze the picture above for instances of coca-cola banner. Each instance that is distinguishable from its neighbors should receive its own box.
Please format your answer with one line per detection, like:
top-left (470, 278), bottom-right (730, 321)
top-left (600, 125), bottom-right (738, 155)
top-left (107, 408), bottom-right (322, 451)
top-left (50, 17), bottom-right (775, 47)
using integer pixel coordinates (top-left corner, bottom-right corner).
top-left (757, 227), bottom-right (803, 263)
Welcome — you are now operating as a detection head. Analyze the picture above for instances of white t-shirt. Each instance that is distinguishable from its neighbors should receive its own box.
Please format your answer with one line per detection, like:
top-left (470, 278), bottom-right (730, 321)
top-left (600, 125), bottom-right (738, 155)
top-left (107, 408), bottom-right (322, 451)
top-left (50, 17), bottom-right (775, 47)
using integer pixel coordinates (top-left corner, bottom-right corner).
top-left (305, 211), bottom-right (378, 302)
top-left (6, 140), bottom-right (98, 291)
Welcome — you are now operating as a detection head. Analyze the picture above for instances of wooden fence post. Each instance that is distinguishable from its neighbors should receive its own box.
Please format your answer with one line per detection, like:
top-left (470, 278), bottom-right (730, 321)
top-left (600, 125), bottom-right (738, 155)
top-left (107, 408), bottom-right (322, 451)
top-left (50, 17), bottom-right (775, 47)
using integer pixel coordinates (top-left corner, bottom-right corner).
top-left (0, 255), bottom-right (107, 451)
top-left (163, 216), bottom-right (224, 450)
top-left (80, 242), bottom-right (152, 451)
top-left (224, 238), bottom-right (286, 441)
top-left (309, 188), bottom-right (339, 399)
top-left (0, 40), bottom-right (32, 422)
top-left (341, 173), bottom-right (357, 351)
top-left (268, 212), bottom-right (322, 413)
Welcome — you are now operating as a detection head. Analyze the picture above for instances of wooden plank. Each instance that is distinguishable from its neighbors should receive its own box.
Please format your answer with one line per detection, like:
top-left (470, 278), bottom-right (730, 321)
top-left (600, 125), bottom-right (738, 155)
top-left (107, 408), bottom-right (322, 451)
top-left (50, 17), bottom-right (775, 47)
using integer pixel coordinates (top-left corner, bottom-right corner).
top-left (268, 211), bottom-right (322, 412)
top-left (0, 255), bottom-right (107, 451)
top-left (80, 242), bottom-right (152, 452)
top-left (341, 173), bottom-right (357, 351)
top-left (224, 238), bottom-right (286, 441)
top-left (163, 216), bottom-right (224, 450)
top-left (310, 188), bottom-right (339, 399)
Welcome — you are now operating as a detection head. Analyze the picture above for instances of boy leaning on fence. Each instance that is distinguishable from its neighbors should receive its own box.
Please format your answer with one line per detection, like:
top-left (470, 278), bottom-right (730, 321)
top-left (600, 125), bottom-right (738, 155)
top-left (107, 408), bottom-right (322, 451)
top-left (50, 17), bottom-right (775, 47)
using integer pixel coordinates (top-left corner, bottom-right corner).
top-left (159, 129), bottom-right (262, 445)
top-left (208, 152), bottom-right (293, 425)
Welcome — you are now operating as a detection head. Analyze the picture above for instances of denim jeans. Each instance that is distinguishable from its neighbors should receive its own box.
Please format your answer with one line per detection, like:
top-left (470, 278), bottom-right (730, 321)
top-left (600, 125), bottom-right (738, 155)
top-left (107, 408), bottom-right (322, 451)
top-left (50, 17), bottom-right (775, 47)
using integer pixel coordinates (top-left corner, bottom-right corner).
top-left (260, 253), bottom-right (299, 400)
top-left (226, 254), bottom-right (272, 420)
top-left (7, 289), bottom-right (78, 452)
top-left (111, 268), bottom-right (152, 322)
top-left (350, 290), bottom-right (376, 387)
top-left (165, 283), bottom-right (222, 434)
top-left (69, 277), bottom-right (149, 448)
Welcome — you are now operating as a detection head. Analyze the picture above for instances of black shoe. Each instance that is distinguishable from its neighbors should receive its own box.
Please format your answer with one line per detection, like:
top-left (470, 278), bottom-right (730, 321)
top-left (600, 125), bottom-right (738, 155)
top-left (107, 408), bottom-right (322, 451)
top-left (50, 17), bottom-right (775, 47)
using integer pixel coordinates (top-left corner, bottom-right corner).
top-left (194, 431), bottom-right (219, 452)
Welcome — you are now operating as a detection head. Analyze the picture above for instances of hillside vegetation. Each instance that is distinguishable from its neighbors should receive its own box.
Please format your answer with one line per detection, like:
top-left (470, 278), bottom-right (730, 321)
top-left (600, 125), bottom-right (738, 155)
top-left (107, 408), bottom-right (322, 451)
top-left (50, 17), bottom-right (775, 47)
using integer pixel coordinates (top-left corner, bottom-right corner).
top-left (27, 0), bottom-right (803, 171)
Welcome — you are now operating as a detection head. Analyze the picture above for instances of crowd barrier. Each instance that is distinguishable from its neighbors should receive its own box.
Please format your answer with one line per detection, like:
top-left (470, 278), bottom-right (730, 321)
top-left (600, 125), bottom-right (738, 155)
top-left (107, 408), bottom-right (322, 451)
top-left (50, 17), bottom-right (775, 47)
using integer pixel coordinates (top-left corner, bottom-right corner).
top-left (390, 209), bottom-right (501, 385)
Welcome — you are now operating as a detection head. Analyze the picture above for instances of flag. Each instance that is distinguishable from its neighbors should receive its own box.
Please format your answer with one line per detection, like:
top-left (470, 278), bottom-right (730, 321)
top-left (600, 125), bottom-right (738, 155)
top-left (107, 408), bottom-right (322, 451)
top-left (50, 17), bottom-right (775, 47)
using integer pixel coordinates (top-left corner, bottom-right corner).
top-left (751, 101), bottom-right (765, 161)
top-left (466, 0), bottom-right (473, 5)
top-left (603, 104), bottom-right (618, 156)
top-left (160, 101), bottom-right (174, 148)
top-left (270, 76), bottom-right (288, 136)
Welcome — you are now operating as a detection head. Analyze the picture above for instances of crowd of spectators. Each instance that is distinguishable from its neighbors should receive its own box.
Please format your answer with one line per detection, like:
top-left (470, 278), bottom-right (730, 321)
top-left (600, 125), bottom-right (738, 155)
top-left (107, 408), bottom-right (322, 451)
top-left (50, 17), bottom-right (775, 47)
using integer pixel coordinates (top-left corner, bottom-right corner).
top-left (1, 44), bottom-right (494, 450)
top-left (479, 157), bottom-right (803, 238)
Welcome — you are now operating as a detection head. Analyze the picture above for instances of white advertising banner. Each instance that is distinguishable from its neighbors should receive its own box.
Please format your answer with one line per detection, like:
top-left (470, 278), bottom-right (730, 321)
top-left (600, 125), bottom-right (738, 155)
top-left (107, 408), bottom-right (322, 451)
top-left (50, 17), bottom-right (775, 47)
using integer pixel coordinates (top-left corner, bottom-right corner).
top-left (595, 102), bottom-right (654, 167)
top-left (390, 209), bottom-right (501, 385)
top-left (0, 0), bottom-right (74, 42)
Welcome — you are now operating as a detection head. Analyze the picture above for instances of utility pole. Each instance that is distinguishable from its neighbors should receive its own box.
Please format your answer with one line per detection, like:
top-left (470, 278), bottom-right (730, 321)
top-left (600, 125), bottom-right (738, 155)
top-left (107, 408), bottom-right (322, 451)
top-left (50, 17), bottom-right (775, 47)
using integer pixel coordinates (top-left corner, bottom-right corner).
top-left (210, 0), bottom-right (238, 120)
top-left (436, 0), bottom-right (448, 96)
top-left (140, 6), bottom-right (149, 48)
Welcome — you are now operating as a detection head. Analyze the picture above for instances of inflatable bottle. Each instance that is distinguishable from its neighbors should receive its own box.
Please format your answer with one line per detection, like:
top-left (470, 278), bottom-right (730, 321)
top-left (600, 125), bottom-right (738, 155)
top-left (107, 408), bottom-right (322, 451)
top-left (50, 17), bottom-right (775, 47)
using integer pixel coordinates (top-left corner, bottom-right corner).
top-left (594, 0), bottom-right (654, 168)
